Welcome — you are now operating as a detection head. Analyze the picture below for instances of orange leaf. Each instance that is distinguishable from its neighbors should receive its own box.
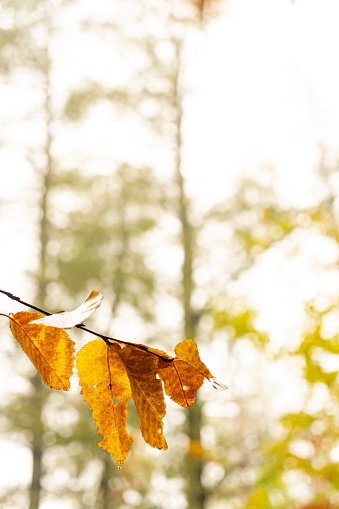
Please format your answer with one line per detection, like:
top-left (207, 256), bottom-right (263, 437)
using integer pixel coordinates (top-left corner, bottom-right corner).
top-left (158, 339), bottom-right (227, 407)
top-left (77, 340), bottom-right (133, 468)
top-left (9, 311), bottom-right (75, 391)
top-left (115, 344), bottom-right (168, 450)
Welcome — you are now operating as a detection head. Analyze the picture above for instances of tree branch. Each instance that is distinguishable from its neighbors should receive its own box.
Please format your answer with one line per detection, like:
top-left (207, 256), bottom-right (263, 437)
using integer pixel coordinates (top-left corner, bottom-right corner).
top-left (0, 289), bottom-right (173, 362)
top-left (0, 290), bottom-right (52, 316)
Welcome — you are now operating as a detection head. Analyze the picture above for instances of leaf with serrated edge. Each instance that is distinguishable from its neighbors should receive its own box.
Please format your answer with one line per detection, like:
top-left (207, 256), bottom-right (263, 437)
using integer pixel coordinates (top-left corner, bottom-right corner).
top-left (114, 344), bottom-right (168, 450)
top-left (9, 311), bottom-right (75, 391)
top-left (29, 290), bottom-right (103, 328)
top-left (158, 339), bottom-right (227, 407)
top-left (77, 340), bottom-right (133, 468)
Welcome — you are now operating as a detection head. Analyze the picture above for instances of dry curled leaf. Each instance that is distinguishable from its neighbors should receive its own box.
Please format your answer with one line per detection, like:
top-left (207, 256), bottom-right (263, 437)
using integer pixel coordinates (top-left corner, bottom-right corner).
top-left (9, 311), bottom-right (75, 391)
top-left (30, 290), bottom-right (103, 328)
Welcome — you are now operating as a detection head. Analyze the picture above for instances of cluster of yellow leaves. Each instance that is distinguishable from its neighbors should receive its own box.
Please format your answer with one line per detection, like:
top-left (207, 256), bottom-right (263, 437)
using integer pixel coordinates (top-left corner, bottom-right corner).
top-left (77, 338), bottom-right (222, 466)
top-left (4, 291), bottom-right (226, 467)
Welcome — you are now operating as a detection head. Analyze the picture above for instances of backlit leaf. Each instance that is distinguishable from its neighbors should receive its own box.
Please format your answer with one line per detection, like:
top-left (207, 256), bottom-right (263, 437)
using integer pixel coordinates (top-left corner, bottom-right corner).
top-left (77, 340), bottom-right (168, 466)
top-left (77, 340), bottom-right (133, 467)
top-left (9, 311), bottom-right (75, 391)
top-left (116, 344), bottom-right (168, 450)
top-left (77, 338), bottom-right (224, 461)
top-left (158, 339), bottom-right (227, 407)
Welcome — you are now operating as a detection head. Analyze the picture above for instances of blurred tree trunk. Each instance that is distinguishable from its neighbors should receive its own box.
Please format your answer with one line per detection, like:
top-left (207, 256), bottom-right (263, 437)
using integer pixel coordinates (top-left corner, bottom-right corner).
top-left (29, 32), bottom-right (53, 509)
top-left (29, 374), bottom-right (45, 509)
top-left (173, 41), bottom-right (206, 509)
top-left (99, 454), bottom-right (113, 509)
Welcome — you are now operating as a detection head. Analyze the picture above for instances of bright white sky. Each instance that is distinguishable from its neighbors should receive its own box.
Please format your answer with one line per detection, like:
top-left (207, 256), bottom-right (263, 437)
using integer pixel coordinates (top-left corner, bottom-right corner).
top-left (184, 0), bottom-right (339, 354)
top-left (185, 0), bottom-right (339, 209)
top-left (1, 0), bottom-right (339, 504)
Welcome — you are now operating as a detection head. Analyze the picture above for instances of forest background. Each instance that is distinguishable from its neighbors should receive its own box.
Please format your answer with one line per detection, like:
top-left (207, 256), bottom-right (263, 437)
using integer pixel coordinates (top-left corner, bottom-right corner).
top-left (1, 0), bottom-right (339, 508)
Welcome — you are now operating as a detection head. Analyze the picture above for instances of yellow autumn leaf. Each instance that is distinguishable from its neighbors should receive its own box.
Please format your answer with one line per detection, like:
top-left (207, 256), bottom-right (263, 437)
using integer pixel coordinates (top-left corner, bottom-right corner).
top-left (77, 340), bottom-right (133, 468)
top-left (9, 311), bottom-right (75, 391)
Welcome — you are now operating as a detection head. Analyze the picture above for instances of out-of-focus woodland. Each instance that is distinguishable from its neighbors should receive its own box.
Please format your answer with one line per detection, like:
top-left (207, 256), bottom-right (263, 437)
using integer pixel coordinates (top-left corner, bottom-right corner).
top-left (1, 0), bottom-right (339, 508)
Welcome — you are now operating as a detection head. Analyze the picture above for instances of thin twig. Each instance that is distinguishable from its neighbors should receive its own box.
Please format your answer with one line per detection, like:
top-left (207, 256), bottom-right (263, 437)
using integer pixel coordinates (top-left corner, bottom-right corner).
top-left (0, 290), bottom-right (52, 316)
top-left (0, 289), bottom-right (173, 362)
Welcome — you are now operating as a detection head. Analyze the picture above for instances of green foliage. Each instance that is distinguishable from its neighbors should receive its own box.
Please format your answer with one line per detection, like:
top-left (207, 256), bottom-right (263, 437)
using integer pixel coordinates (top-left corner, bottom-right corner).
top-left (48, 165), bottom-right (164, 320)
top-left (210, 177), bottom-right (298, 258)
top-left (240, 155), bottom-right (339, 508)
top-left (213, 305), bottom-right (269, 348)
